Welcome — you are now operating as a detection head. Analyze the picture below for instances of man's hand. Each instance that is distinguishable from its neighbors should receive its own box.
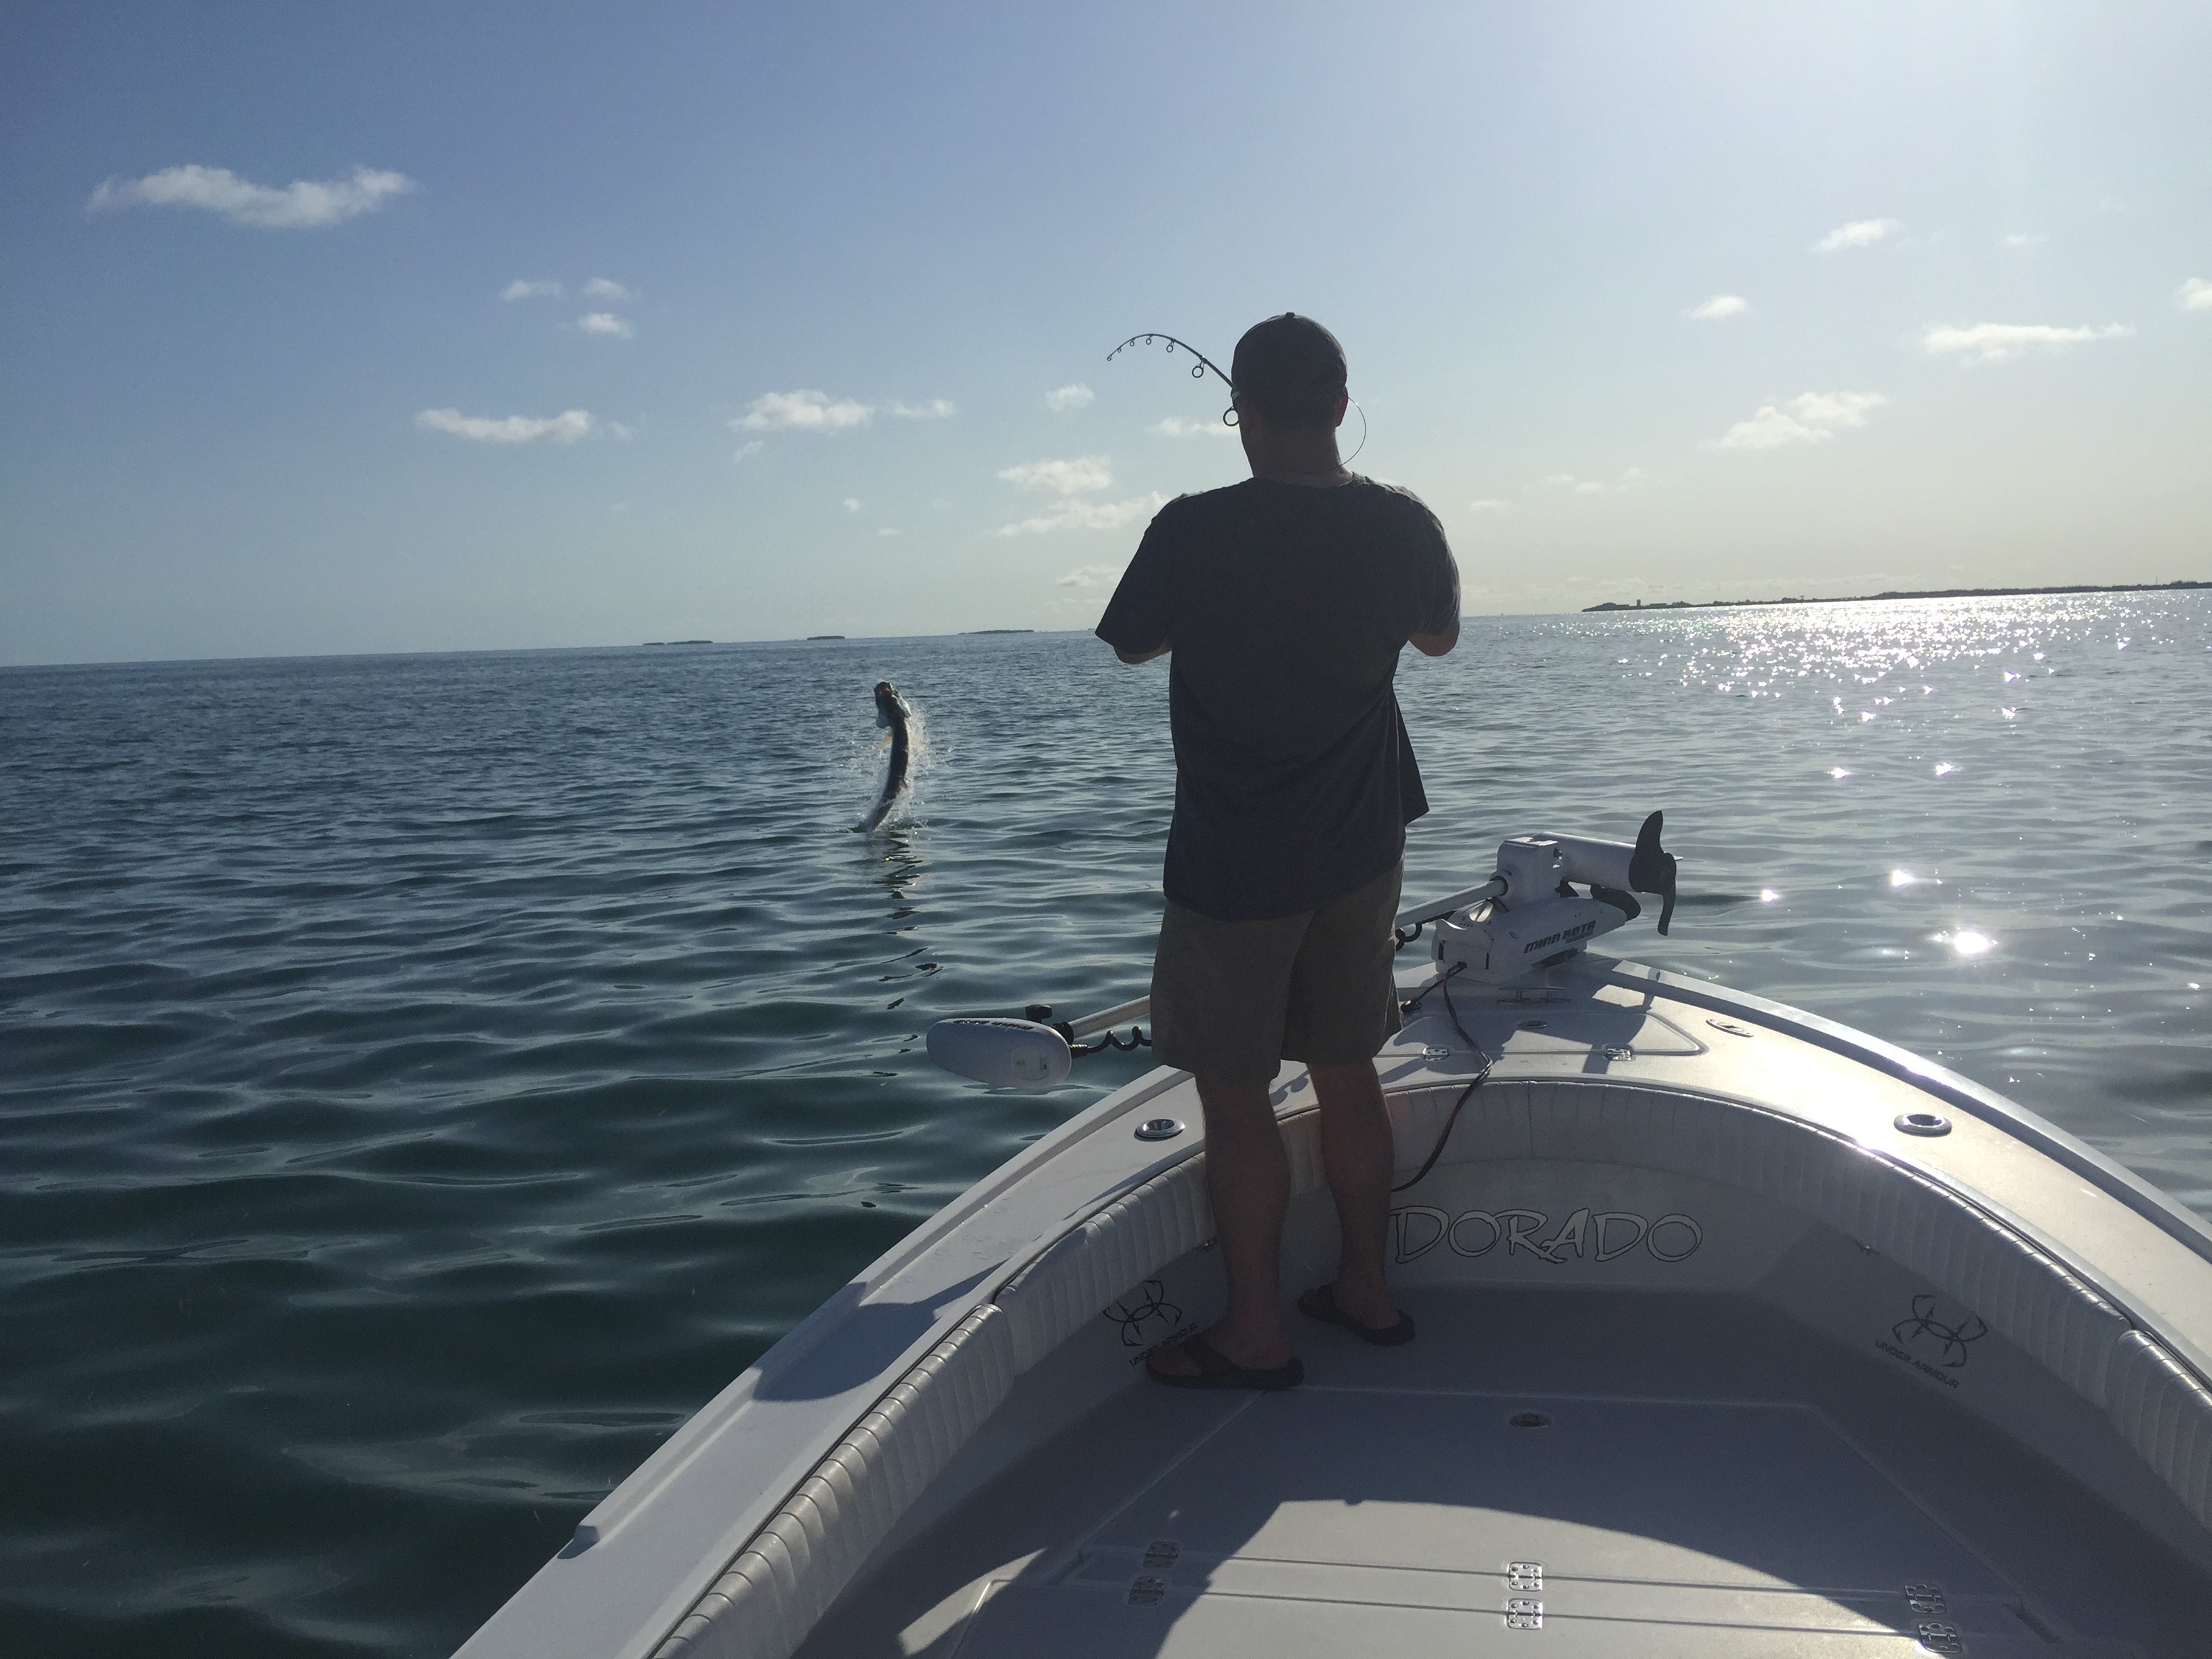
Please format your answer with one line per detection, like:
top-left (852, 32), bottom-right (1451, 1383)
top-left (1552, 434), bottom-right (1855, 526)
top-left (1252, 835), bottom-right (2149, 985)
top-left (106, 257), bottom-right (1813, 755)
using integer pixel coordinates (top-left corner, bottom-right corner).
top-left (1408, 617), bottom-right (1459, 657)
top-left (1115, 641), bottom-right (1171, 664)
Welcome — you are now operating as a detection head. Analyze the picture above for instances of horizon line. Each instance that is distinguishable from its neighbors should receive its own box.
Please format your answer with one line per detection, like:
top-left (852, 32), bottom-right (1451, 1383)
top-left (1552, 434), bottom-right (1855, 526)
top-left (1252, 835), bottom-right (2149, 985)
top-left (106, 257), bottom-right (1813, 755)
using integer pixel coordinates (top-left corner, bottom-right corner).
top-left (7, 583), bottom-right (2207, 672)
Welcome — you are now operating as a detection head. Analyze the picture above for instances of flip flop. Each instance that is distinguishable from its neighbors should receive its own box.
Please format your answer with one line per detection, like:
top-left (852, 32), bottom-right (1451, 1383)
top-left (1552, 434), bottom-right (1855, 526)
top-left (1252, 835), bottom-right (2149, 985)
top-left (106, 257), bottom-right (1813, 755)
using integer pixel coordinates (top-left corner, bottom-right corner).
top-left (1298, 1283), bottom-right (1416, 1346)
top-left (1145, 1335), bottom-right (1304, 1392)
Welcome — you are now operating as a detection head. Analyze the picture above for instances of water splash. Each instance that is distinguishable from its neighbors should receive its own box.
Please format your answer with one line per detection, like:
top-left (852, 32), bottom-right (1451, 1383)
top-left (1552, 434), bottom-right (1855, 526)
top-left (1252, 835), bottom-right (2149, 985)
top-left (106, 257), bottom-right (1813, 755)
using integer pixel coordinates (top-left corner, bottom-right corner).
top-left (848, 687), bottom-right (933, 832)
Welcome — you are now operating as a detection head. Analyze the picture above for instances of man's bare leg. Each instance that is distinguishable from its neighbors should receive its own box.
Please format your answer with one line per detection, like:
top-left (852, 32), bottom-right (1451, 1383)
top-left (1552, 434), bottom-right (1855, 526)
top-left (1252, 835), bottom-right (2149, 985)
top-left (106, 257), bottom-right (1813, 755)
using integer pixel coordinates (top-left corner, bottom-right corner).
top-left (1309, 1060), bottom-right (1400, 1330)
top-left (1147, 1073), bottom-right (1292, 1375)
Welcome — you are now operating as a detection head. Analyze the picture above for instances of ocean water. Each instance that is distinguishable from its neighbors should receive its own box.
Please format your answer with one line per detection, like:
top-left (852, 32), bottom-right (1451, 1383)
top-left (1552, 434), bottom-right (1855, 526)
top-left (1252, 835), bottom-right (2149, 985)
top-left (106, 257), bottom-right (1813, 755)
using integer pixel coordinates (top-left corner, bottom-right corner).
top-left (3, 591), bottom-right (2209, 1658)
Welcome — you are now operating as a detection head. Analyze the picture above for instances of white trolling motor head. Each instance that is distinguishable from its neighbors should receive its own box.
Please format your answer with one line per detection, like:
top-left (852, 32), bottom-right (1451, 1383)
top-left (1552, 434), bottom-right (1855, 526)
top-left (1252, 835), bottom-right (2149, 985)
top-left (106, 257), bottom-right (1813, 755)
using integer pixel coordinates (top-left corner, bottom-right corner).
top-left (924, 1016), bottom-right (1073, 1090)
top-left (1431, 811), bottom-right (1679, 986)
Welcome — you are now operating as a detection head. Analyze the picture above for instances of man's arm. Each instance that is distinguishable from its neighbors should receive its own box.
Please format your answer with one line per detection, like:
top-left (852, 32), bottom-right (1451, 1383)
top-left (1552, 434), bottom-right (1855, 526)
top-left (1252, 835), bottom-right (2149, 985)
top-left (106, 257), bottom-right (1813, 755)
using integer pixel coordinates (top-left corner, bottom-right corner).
top-left (1408, 617), bottom-right (1458, 657)
top-left (1407, 504), bottom-right (1460, 656)
top-left (1097, 516), bottom-right (1174, 665)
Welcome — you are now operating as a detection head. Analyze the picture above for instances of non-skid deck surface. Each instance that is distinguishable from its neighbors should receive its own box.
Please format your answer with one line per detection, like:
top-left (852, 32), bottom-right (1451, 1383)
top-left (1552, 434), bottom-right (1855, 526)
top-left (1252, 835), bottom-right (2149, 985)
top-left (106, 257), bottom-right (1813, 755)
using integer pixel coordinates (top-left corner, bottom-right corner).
top-left (956, 1391), bottom-right (2098, 1656)
top-left (800, 1291), bottom-right (2207, 1658)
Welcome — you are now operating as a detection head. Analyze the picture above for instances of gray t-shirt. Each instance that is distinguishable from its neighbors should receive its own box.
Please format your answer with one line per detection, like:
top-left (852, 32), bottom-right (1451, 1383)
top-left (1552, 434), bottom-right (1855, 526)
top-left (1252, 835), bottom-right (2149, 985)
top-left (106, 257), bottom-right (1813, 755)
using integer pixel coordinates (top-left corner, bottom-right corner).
top-left (1097, 476), bottom-right (1460, 920)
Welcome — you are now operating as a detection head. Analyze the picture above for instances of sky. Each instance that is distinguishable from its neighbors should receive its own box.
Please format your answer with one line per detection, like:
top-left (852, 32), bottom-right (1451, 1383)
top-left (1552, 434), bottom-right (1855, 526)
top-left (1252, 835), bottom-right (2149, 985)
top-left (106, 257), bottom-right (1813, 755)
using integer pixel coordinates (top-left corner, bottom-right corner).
top-left (3, 1), bottom-right (2209, 665)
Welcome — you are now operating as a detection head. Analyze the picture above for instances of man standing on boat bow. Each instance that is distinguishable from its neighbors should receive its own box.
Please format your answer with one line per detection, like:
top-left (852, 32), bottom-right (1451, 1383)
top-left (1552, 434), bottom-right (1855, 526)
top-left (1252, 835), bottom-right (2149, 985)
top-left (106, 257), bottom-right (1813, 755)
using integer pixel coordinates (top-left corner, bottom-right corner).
top-left (1097, 314), bottom-right (1460, 1390)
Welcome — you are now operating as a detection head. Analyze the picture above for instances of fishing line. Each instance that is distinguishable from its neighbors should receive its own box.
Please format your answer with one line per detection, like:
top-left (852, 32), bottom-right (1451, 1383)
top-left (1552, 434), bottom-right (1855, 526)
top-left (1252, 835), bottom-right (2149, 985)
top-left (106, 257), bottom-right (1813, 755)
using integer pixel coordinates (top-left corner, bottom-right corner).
top-left (1108, 332), bottom-right (1367, 464)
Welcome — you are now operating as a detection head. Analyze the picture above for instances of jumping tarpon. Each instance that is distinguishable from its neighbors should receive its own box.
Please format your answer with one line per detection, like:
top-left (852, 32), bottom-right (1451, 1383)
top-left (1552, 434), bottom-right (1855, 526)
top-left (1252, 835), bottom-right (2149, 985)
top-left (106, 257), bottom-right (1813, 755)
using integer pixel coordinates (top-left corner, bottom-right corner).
top-left (855, 681), bottom-right (912, 832)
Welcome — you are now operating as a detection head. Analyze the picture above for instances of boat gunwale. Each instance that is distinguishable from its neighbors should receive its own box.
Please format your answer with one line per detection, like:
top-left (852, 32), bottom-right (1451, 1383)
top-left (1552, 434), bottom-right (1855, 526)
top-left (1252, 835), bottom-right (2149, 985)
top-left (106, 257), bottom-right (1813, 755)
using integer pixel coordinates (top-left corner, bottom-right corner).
top-left (1589, 958), bottom-right (2212, 1267)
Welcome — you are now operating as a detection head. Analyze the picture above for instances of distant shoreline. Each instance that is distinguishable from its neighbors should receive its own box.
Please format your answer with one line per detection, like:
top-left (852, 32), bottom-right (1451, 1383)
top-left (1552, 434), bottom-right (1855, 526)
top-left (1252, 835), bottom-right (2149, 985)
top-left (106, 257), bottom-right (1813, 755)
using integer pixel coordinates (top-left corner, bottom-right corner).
top-left (1584, 579), bottom-right (2210, 614)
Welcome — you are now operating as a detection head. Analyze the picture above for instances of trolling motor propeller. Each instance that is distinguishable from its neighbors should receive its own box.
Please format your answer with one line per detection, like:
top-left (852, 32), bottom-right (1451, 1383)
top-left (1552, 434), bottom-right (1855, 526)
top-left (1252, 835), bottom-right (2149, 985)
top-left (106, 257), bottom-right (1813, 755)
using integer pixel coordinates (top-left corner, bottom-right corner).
top-left (1629, 810), bottom-right (1679, 935)
top-left (1542, 810), bottom-right (1677, 935)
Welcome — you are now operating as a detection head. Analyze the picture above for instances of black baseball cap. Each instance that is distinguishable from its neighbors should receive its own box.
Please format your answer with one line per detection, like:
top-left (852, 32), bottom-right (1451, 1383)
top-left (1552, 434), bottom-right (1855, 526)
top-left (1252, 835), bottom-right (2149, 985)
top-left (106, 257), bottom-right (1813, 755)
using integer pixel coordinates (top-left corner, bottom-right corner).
top-left (1230, 313), bottom-right (1347, 426)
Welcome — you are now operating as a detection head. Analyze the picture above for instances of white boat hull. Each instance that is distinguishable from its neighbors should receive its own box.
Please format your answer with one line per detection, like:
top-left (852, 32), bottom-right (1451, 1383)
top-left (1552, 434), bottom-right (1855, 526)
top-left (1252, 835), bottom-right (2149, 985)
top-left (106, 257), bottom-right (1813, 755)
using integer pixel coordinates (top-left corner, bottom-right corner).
top-left (457, 956), bottom-right (2212, 1658)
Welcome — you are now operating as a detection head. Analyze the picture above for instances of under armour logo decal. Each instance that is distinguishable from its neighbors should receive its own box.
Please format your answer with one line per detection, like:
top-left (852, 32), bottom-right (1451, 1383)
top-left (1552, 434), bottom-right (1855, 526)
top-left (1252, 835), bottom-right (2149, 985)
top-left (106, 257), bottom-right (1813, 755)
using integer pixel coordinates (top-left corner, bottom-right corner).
top-left (1105, 1279), bottom-right (1182, 1347)
top-left (1892, 1294), bottom-right (1988, 1368)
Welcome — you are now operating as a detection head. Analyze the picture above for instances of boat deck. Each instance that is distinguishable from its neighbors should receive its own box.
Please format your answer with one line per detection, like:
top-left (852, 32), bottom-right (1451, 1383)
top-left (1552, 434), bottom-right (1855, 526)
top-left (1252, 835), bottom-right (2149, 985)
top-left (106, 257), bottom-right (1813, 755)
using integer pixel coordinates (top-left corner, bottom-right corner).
top-left (802, 1286), bottom-right (2210, 1657)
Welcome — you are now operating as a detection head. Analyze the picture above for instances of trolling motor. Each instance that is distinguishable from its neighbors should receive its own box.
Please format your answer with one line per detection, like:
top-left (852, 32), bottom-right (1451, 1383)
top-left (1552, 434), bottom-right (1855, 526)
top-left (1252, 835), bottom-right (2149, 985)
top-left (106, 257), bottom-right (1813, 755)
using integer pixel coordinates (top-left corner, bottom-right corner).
top-left (1425, 811), bottom-right (1678, 985)
top-left (926, 996), bottom-right (1148, 1091)
top-left (924, 813), bottom-right (1680, 1090)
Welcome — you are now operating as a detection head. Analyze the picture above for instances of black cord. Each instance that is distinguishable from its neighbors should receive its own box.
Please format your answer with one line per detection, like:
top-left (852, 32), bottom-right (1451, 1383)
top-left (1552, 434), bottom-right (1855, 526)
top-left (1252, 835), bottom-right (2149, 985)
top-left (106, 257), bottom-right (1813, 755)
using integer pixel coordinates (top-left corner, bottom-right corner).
top-left (1391, 963), bottom-right (1493, 1193)
top-left (1071, 1026), bottom-right (1149, 1057)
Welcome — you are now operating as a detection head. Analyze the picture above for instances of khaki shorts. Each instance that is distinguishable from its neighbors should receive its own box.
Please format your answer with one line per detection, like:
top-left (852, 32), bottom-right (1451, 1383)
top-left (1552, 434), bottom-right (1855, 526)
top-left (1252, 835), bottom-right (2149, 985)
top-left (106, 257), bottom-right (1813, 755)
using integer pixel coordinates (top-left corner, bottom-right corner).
top-left (1149, 859), bottom-right (1404, 1085)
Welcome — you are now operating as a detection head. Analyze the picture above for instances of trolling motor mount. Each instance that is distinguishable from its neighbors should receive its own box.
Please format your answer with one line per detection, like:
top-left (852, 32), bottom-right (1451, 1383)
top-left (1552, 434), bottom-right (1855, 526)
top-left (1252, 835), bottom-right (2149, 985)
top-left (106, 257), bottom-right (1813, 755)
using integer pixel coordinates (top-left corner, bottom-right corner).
top-left (1433, 812), bottom-right (1679, 985)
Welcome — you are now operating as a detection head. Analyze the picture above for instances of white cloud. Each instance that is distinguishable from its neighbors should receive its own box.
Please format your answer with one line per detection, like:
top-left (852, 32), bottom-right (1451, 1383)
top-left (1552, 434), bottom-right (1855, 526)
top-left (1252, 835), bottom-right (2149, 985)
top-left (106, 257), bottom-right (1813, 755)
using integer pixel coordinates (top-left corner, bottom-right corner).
top-left (2003, 233), bottom-right (2046, 249)
top-left (1151, 415), bottom-right (1237, 439)
top-left (1687, 294), bottom-right (1747, 321)
top-left (843, 497), bottom-right (861, 512)
top-left (1538, 467), bottom-right (1647, 495)
top-left (1469, 499), bottom-right (1509, 512)
top-left (1058, 562), bottom-right (1127, 588)
top-left (89, 163), bottom-right (416, 229)
top-left (1813, 218), bottom-right (1901, 253)
top-left (582, 277), bottom-right (631, 300)
top-left (417, 407), bottom-right (592, 445)
top-left (878, 527), bottom-right (900, 537)
top-left (577, 312), bottom-right (634, 338)
top-left (998, 455), bottom-right (1111, 495)
top-left (1920, 322), bottom-right (2133, 362)
top-left (501, 279), bottom-right (562, 301)
top-left (730, 391), bottom-right (952, 432)
top-left (735, 390), bottom-right (874, 432)
top-left (1044, 383), bottom-right (1095, 411)
top-left (998, 493), bottom-right (1164, 537)
top-left (732, 440), bottom-right (764, 463)
top-left (2178, 278), bottom-right (2212, 312)
top-left (1716, 390), bottom-right (1885, 449)
top-left (1769, 396), bottom-right (1874, 430)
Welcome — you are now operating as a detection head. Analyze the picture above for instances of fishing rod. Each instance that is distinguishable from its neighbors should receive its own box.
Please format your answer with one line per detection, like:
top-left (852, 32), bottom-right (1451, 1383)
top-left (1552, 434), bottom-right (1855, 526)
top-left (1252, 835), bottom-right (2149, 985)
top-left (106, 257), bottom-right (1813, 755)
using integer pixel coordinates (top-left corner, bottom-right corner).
top-left (1107, 331), bottom-right (1368, 464)
top-left (1107, 333), bottom-right (1235, 422)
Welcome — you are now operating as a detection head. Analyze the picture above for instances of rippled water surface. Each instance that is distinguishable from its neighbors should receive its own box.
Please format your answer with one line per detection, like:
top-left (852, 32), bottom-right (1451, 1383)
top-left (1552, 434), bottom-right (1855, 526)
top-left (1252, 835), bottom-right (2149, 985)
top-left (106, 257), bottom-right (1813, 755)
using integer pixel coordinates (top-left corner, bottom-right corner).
top-left (4, 592), bottom-right (2209, 1656)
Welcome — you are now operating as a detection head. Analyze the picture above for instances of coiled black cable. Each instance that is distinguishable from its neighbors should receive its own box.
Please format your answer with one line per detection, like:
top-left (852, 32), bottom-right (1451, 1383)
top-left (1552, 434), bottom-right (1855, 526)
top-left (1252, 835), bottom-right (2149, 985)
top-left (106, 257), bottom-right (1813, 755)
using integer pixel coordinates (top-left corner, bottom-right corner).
top-left (1071, 1027), bottom-right (1150, 1057)
top-left (1390, 962), bottom-right (1493, 1193)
